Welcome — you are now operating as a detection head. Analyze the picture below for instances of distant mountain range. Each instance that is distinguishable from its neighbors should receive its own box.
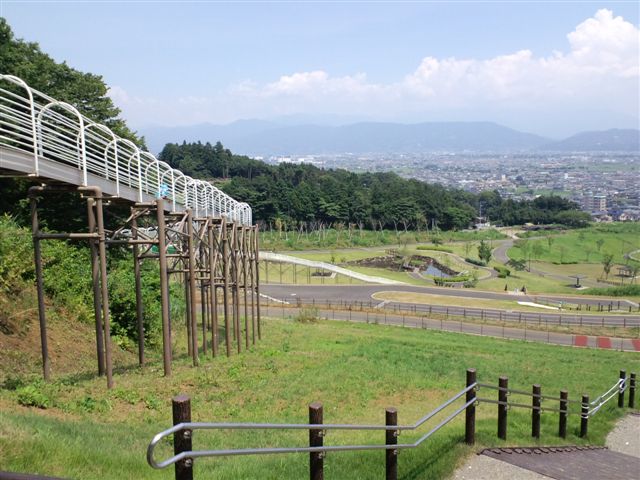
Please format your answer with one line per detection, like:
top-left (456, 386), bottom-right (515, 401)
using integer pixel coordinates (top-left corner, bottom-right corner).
top-left (541, 129), bottom-right (640, 152)
top-left (140, 121), bottom-right (639, 156)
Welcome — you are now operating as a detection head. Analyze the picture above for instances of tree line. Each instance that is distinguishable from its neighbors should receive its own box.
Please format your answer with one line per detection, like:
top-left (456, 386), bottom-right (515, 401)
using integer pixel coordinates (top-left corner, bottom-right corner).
top-left (160, 141), bottom-right (591, 231)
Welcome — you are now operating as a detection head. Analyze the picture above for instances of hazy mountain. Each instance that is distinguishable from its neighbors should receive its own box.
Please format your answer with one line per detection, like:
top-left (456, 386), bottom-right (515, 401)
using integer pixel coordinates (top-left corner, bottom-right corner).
top-left (541, 129), bottom-right (640, 152)
top-left (142, 121), bottom-right (550, 155)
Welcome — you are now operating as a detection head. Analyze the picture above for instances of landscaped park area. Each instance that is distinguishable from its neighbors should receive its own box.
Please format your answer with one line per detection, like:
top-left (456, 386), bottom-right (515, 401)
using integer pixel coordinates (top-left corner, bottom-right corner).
top-left (262, 222), bottom-right (640, 304)
top-left (1, 222), bottom-right (639, 479)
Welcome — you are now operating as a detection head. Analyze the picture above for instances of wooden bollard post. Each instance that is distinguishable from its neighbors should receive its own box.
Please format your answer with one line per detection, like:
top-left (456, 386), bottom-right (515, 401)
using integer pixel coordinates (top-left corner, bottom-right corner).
top-left (559, 390), bottom-right (568, 439)
top-left (386, 408), bottom-right (398, 480)
top-left (532, 384), bottom-right (541, 438)
top-left (580, 394), bottom-right (589, 438)
top-left (309, 402), bottom-right (324, 480)
top-left (465, 368), bottom-right (476, 445)
top-left (498, 376), bottom-right (508, 440)
top-left (618, 370), bottom-right (626, 408)
top-left (629, 373), bottom-right (636, 409)
top-left (172, 395), bottom-right (193, 480)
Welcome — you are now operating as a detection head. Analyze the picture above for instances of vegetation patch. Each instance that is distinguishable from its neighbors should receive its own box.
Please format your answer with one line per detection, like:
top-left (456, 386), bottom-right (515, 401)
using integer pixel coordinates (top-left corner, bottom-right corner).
top-left (0, 318), bottom-right (637, 479)
top-left (416, 245), bottom-right (454, 253)
top-left (582, 285), bottom-right (640, 297)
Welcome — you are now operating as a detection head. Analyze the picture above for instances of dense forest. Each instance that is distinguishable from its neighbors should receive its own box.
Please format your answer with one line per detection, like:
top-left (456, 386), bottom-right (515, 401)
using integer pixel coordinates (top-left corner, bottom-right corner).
top-left (160, 141), bottom-right (591, 230)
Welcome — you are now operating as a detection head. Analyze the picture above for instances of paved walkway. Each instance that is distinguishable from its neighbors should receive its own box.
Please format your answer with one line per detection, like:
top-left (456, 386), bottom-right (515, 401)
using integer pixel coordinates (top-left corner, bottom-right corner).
top-left (451, 415), bottom-right (640, 480)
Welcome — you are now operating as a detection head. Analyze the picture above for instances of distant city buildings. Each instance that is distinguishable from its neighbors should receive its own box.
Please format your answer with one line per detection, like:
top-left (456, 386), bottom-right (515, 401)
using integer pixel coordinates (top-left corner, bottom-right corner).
top-left (261, 152), bottom-right (639, 222)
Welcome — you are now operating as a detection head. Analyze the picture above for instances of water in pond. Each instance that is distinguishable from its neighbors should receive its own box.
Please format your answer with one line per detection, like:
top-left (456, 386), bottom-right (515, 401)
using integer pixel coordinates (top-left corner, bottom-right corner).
top-left (423, 264), bottom-right (452, 278)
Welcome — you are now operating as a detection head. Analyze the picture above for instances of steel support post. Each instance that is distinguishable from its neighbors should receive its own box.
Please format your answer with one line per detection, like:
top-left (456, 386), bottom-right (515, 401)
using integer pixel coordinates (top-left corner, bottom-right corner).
top-left (233, 225), bottom-right (241, 353)
top-left (132, 213), bottom-right (145, 366)
top-left (184, 268), bottom-right (192, 357)
top-left (92, 191), bottom-right (114, 389)
top-left (186, 209), bottom-right (199, 366)
top-left (156, 198), bottom-right (172, 376)
top-left (223, 221), bottom-right (231, 356)
top-left (87, 198), bottom-right (106, 375)
top-left (29, 195), bottom-right (50, 382)
top-left (207, 221), bottom-right (219, 357)
top-left (250, 226), bottom-right (257, 345)
top-left (254, 225), bottom-right (262, 340)
top-left (243, 227), bottom-right (250, 349)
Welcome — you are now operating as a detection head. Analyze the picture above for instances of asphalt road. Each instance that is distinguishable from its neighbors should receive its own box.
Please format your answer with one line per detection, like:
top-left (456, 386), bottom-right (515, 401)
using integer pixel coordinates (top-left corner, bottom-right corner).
top-left (261, 284), bottom-right (640, 327)
top-left (262, 284), bottom-right (636, 307)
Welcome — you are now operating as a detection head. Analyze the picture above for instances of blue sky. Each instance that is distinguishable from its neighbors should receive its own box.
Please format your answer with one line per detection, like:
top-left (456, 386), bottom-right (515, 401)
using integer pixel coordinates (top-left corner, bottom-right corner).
top-left (2, 1), bottom-right (639, 136)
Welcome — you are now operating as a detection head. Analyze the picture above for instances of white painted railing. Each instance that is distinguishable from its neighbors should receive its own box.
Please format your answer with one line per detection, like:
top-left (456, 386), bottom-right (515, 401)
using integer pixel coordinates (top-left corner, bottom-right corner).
top-left (0, 74), bottom-right (252, 225)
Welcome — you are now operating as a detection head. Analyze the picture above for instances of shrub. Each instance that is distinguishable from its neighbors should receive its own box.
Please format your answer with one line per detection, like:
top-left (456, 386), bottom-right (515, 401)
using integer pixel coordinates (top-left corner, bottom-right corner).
top-left (465, 257), bottom-right (486, 267)
top-left (494, 265), bottom-right (511, 278)
top-left (582, 285), bottom-right (640, 297)
top-left (17, 384), bottom-right (51, 409)
top-left (434, 275), bottom-right (470, 285)
top-left (417, 245), bottom-right (453, 253)
top-left (294, 307), bottom-right (319, 323)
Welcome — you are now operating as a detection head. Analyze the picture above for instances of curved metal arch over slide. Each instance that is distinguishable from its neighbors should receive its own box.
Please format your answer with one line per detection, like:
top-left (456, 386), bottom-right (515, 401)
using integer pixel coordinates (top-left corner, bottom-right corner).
top-left (0, 74), bottom-right (252, 225)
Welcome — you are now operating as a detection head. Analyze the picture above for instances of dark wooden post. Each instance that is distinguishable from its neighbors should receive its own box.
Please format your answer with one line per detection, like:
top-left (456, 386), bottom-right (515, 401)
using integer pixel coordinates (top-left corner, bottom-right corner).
top-left (465, 368), bottom-right (476, 445)
top-left (309, 402), bottom-right (323, 480)
top-left (580, 394), bottom-right (589, 438)
top-left (386, 408), bottom-right (398, 480)
top-left (559, 390), bottom-right (568, 439)
top-left (498, 376), bottom-right (508, 440)
top-left (629, 373), bottom-right (636, 409)
top-left (618, 370), bottom-right (626, 408)
top-left (532, 384), bottom-right (541, 438)
top-left (172, 395), bottom-right (193, 480)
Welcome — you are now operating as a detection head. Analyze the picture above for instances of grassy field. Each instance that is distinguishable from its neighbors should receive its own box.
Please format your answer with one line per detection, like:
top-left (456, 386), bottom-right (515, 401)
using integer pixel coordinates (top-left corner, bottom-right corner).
top-left (481, 266), bottom-right (576, 295)
top-left (1, 317), bottom-right (638, 480)
top-left (508, 223), bottom-right (640, 265)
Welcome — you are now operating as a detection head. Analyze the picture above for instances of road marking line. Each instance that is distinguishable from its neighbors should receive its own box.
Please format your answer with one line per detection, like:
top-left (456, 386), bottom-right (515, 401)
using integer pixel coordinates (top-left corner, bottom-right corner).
top-left (260, 294), bottom-right (289, 305)
top-left (375, 300), bottom-right (391, 309)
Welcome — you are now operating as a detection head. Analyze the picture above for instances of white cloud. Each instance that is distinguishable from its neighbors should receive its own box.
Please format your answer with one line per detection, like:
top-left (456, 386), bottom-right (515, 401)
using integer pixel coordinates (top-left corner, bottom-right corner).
top-left (113, 9), bottom-right (638, 135)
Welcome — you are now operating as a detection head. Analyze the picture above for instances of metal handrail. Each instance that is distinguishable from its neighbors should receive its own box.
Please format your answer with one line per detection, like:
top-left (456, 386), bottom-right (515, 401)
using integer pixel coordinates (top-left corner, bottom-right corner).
top-left (147, 383), bottom-right (477, 469)
top-left (480, 378), bottom-right (628, 419)
top-left (588, 378), bottom-right (627, 417)
top-left (0, 74), bottom-right (252, 224)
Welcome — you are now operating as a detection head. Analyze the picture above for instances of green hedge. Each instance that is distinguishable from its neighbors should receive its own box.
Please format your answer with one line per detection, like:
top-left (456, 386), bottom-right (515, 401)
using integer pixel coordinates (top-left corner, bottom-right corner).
top-left (465, 257), bottom-right (486, 267)
top-left (417, 245), bottom-right (454, 253)
top-left (493, 265), bottom-right (511, 278)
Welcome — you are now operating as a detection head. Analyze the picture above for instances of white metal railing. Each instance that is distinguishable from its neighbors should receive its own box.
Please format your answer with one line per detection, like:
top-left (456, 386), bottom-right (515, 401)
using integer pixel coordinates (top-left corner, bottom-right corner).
top-left (0, 74), bottom-right (252, 225)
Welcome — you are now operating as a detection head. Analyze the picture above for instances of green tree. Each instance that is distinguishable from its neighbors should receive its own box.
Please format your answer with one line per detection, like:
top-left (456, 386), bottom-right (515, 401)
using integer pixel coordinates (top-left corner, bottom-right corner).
top-left (601, 253), bottom-right (614, 280)
top-left (532, 242), bottom-right (544, 260)
top-left (478, 240), bottom-right (492, 264)
top-left (596, 238), bottom-right (605, 252)
top-left (507, 258), bottom-right (526, 271)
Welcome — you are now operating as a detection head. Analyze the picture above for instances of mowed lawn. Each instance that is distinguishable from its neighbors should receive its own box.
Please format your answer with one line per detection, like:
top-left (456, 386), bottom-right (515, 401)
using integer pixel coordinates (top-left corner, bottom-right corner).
top-left (1, 318), bottom-right (638, 480)
top-left (508, 223), bottom-right (640, 265)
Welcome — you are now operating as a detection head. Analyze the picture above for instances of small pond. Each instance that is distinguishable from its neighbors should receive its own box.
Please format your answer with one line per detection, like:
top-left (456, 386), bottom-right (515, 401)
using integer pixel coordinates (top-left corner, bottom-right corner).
top-left (423, 264), bottom-right (452, 278)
